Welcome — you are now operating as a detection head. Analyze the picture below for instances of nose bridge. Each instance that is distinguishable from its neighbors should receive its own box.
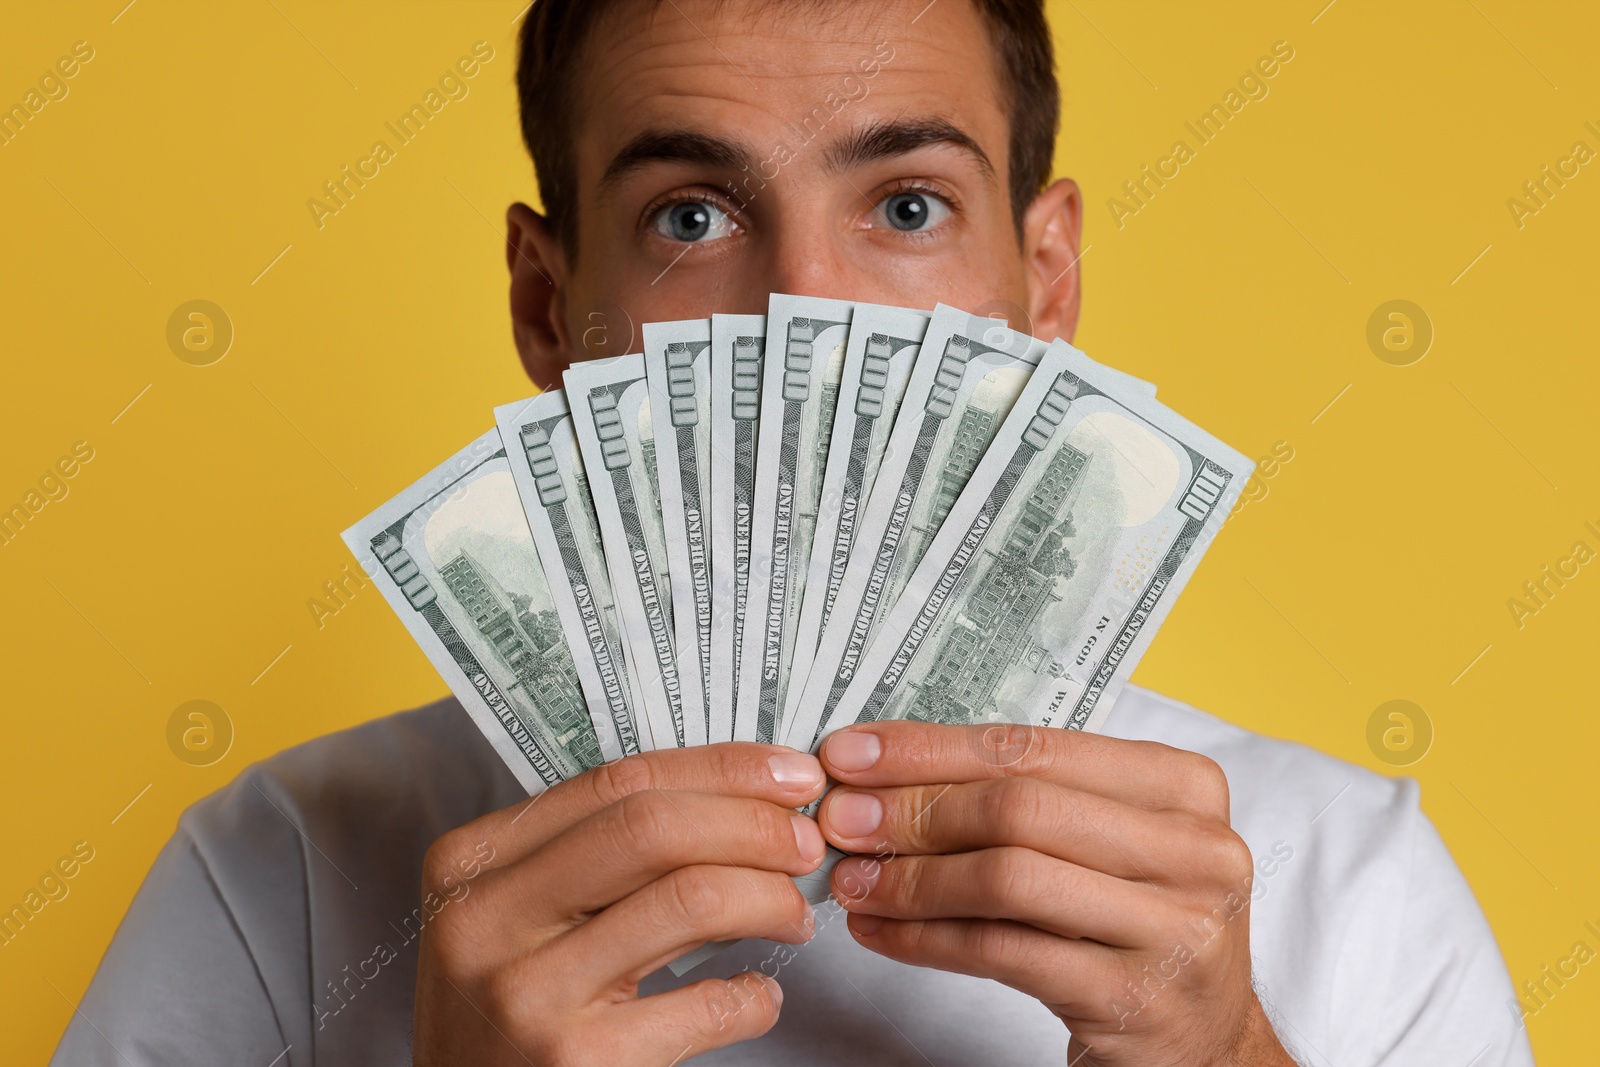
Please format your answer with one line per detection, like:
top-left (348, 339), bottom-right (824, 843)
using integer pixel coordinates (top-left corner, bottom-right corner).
top-left (765, 212), bottom-right (849, 299)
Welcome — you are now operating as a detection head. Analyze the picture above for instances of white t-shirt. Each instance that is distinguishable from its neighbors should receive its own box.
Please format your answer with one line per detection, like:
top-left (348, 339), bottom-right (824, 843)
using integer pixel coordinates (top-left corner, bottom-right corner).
top-left (51, 686), bottom-right (1534, 1066)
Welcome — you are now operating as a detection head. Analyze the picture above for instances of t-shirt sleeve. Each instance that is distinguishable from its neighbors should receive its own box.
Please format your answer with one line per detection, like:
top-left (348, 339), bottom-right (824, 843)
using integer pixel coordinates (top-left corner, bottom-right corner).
top-left (49, 828), bottom-right (291, 1067)
top-left (1362, 795), bottom-right (1535, 1067)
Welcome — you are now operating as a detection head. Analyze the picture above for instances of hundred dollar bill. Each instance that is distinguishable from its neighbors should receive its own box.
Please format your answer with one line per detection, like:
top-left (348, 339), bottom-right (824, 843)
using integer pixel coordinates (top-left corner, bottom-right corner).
top-left (566, 355), bottom-right (685, 750)
top-left (779, 303), bottom-right (929, 747)
top-left (787, 306), bottom-right (1162, 748)
top-left (734, 294), bottom-right (854, 743)
top-left (819, 339), bottom-right (1249, 740)
top-left (643, 319), bottom-right (714, 748)
top-left (786, 304), bottom-right (1046, 748)
top-left (708, 314), bottom-right (765, 744)
top-left (495, 392), bottom-right (647, 756)
top-left (342, 430), bottom-right (609, 794)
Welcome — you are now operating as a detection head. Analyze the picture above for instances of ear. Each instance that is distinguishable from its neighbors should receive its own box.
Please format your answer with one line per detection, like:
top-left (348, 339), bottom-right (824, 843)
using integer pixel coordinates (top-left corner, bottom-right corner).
top-left (1020, 177), bottom-right (1082, 344)
top-left (506, 202), bottom-right (571, 390)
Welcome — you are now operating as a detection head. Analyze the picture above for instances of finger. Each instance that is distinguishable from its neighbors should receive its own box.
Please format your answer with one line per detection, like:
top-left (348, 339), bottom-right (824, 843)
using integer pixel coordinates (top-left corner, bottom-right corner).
top-left (427, 743), bottom-right (826, 882)
top-left (545, 866), bottom-right (814, 1000)
top-left (478, 791), bottom-right (825, 928)
top-left (831, 849), bottom-right (1169, 947)
top-left (848, 913), bottom-right (1124, 1018)
top-left (819, 721), bottom-right (1229, 817)
top-left (613, 971), bottom-right (784, 1063)
top-left (819, 777), bottom-right (1170, 880)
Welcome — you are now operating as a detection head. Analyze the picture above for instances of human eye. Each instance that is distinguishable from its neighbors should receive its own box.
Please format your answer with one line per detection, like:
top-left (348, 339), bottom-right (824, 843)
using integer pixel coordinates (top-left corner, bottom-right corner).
top-left (868, 185), bottom-right (955, 234)
top-left (647, 196), bottom-right (740, 243)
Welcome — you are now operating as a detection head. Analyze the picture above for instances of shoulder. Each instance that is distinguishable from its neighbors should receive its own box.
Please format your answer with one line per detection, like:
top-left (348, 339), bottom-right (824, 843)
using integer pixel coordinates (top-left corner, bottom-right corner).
top-left (57, 699), bottom-right (519, 1065)
top-left (1106, 683), bottom-right (1417, 843)
top-left (1108, 685), bottom-right (1530, 1065)
top-left (179, 696), bottom-right (523, 864)
top-left (186, 698), bottom-right (522, 1056)
top-left (172, 696), bottom-right (524, 968)
top-left (1104, 684), bottom-right (1426, 943)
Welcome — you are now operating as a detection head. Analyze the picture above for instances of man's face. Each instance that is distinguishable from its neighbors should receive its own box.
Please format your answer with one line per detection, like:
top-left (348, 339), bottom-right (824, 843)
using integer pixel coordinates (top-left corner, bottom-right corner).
top-left (508, 0), bottom-right (1081, 387)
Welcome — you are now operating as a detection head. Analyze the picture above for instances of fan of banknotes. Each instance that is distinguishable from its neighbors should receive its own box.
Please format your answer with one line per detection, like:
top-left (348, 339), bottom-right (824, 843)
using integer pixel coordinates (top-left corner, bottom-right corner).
top-left (344, 297), bottom-right (1250, 796)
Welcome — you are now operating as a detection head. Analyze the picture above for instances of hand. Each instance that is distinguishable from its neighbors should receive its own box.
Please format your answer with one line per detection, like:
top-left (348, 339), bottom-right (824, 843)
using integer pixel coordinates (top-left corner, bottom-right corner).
top-left (413, 743), bottom-right (828, 1066)
top-left (817, 721), bottom-right (1298, 1067)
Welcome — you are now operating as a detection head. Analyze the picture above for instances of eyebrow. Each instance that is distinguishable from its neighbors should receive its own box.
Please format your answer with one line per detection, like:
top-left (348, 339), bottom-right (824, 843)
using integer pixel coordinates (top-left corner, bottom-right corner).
top-left (599, 117), bottom-right (998, 196)
top-left (825, 118), bottom-right (996, 179)
top-left (599, 129), bottom-right (758, 193)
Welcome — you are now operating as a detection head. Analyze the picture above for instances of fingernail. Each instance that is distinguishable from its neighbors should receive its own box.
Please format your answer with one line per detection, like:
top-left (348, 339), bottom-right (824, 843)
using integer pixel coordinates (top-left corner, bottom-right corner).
top-left (827, 791), bottom-right (883, 838)
top-left (852, 913), bottom-right (883, 937)
top-left (762, 973), bottom-right (784, 1009)
top-left (768, 751), bottom-right (824, 789)
top-left (790, 814), bottom-right (825, 866)
top-left (824, 729), bottom-right (881, 772)
top-left (834, 856), bottom-right (880, 901)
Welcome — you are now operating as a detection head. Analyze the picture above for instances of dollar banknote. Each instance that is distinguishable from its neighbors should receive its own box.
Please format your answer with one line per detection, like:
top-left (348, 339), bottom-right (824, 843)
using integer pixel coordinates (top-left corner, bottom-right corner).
top-left (818, 340), bottom-right (1249, 740)
top-left (708, 313), bottom-right (766, 744)
top-left (735, 295), bottom-right (855, 743)
top-left (565, 355), bottom-right (685, 750)
top-left (644, 320), bottom-right (714, 748)
top-left (495, 392), bottom-right (648, 756)
top-left (342, 430), bottom-right (611, 793)
top-left (779, 303), bottom-right (929, 748)
top-left (785, 304), bottom-right (1047, 748)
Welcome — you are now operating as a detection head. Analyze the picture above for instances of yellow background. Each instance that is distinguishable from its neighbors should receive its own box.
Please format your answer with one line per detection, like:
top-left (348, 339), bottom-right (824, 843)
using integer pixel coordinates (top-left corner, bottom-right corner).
top-left (2, 1), bottom-right (1596, 1062)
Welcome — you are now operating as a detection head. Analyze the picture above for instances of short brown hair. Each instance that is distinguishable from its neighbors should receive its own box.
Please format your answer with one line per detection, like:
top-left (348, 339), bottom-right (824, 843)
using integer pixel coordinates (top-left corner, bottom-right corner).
top-left (516, 0), bottom-right (1059, 250)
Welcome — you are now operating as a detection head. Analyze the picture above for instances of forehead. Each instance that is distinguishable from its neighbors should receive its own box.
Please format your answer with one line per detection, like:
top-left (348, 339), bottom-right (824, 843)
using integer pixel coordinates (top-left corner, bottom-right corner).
top-left (571, 0), bottom-right (1011, 181)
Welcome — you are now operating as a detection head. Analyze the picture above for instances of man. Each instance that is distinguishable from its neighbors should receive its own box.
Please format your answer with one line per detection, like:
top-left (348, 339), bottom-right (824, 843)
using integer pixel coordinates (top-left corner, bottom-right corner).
top-left (54, 2), bottom-right (1531, 1065)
